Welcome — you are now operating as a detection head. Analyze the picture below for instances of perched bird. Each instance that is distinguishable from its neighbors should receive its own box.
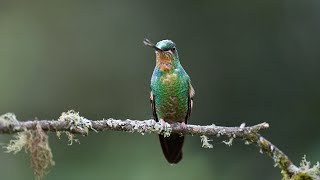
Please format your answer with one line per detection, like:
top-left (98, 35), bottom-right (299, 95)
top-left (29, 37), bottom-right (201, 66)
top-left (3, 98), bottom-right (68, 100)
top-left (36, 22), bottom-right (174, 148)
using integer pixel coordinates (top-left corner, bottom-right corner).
top-left (144, 39), bottom-right (195, 164)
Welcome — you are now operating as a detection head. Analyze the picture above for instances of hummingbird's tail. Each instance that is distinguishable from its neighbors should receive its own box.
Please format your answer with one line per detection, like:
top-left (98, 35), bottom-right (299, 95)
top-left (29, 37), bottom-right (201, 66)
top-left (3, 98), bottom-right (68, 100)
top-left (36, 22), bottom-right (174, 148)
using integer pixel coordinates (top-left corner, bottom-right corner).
top-left (159, 134), bottom-right (184, 164)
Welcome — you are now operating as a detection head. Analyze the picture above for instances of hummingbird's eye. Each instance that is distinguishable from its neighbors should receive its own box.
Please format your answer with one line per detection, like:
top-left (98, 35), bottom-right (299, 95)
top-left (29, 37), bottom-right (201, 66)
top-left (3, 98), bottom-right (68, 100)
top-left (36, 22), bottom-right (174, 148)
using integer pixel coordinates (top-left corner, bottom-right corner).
top-left (171, 47), bottom-right (176, 52)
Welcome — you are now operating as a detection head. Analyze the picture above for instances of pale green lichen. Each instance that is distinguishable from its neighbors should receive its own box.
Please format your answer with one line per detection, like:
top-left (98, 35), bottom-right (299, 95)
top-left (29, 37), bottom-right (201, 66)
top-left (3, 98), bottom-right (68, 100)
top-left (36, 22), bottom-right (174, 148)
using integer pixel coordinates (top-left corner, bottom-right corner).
top-left (258, 145), bottom-right (320, 180)
top-left (200, 135), bottom-right (213, 148)
top-left (0, 112), bottom-right (19, 127)
top-left (223, 137), bottom-right (234, 147)
top-left (283, 156), bottom-right (320, 180)
top-left (134, 122), bottom-right (145, 135)
top-left (65, 131), bottom-right (80, 145)
top-left (4, 123), bottom-right (54, 180)
top-left (128, 120), bottom-right (142, 133)
top-left (136, 119), bottom-right (153, 135)
top-left (216, 129), bottom-right (226, 137)
top-left (58, 110), bottom-right (95, 133)
top-left (56, 131), bottom-right (62, 139)
top-left (57, 110), bottom-right (96, 144)
top-left (4, 131), bottom-right (31, 154)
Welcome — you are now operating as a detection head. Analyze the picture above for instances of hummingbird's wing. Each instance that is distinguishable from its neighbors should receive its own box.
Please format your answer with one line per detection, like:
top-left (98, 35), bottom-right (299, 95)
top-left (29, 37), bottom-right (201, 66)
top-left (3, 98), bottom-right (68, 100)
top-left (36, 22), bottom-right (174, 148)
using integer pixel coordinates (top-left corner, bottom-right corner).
top-left (150, 91), bottom-right (158, 122)
top-left (186, 82), bottom-right (195, 122)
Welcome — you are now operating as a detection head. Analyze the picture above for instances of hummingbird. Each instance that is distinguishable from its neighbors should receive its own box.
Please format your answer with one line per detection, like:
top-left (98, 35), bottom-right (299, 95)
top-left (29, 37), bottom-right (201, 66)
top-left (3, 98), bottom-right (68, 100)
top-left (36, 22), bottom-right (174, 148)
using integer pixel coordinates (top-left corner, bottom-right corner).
top-left (144, 39), bottom-right (195, 164)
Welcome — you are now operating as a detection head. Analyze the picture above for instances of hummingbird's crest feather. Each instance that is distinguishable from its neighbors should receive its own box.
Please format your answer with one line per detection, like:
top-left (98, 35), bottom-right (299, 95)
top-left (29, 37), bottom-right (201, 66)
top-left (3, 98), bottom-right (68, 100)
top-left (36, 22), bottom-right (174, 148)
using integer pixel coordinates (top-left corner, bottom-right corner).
top-left (143, 38), bottom-right (163, 51)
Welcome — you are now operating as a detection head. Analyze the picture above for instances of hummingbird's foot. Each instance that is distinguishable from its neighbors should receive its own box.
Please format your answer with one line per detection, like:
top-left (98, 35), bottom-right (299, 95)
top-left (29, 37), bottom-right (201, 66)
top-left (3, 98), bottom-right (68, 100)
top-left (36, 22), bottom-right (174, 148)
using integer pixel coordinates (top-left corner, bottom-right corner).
top-left (159, 119), bottom-right (167, 130)
top-left (159, 119), bottom-right (166, 126)
top-left (159, 119), bottom-right (172, 137)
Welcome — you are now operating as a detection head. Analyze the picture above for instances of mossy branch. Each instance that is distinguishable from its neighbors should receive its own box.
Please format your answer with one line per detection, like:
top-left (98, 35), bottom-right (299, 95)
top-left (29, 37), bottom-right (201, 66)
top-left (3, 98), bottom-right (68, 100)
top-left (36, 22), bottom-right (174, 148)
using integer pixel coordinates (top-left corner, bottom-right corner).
top-left (0, 111), bottom-right (319, 180)
top-left (0, 116), bottom-right (269, 137)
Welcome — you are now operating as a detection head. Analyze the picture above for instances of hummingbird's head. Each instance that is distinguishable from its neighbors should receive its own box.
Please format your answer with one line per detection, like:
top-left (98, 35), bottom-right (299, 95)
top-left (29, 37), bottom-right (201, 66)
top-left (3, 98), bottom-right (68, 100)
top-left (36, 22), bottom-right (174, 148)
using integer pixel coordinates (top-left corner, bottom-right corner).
top-left (144, 39), bottom-right (179, 71)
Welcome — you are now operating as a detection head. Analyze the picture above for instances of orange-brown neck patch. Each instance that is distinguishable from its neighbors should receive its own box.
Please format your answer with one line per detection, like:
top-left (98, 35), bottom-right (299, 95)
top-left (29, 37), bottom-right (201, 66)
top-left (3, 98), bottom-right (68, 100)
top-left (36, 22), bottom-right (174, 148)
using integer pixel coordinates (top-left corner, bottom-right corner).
top-left (156, 52), bottom-right (173, 71)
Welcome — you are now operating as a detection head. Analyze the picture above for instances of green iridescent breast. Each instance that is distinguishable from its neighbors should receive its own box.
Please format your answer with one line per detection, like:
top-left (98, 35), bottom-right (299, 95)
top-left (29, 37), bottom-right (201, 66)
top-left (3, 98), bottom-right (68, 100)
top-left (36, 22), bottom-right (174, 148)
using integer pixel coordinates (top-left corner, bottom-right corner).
top-left (151, 67), bottom-right (190, 122)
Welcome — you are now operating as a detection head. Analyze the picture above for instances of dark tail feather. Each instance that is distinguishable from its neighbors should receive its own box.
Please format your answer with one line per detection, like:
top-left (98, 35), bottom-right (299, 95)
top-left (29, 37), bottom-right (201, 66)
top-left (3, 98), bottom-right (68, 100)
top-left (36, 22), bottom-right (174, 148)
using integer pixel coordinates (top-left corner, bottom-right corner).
top-left (159, 134), bottom-right (184, 164)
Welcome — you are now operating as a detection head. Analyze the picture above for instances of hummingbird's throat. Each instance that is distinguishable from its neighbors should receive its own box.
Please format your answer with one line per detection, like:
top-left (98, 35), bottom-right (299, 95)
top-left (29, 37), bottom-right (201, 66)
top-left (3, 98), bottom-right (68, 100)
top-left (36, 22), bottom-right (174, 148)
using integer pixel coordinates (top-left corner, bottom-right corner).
top-left (156, 52), bottom-right (173, 71)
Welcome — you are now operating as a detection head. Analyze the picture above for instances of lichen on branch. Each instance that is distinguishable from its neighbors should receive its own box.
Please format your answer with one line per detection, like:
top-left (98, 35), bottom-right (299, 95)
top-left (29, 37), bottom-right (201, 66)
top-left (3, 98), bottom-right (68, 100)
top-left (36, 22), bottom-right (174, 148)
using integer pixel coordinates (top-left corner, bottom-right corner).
top-left (4, 123), bottom-right (54, 180)
top-left (0, 111), bottom-right (319, 180)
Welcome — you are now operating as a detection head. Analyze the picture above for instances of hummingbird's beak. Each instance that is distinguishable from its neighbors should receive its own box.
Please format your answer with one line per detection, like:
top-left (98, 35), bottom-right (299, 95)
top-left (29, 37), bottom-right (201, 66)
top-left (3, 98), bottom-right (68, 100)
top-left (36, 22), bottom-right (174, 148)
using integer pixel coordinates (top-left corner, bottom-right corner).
top-left (143, 38), bottom-right (163, 52)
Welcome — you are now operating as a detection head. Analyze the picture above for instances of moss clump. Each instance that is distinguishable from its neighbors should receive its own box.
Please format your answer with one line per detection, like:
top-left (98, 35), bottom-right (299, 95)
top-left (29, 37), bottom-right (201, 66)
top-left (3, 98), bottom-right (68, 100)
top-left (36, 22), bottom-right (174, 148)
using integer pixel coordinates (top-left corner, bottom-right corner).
top-left (58, 110), bottom-right (95, 134)
top-left (30, 123), bottom-right (55, 180)
top-left (288, 172), bottom-right (313, 180)
top-left (4, 123), bottom-right (55, 180)
top-left (57, 110), bottom-right (95, 144)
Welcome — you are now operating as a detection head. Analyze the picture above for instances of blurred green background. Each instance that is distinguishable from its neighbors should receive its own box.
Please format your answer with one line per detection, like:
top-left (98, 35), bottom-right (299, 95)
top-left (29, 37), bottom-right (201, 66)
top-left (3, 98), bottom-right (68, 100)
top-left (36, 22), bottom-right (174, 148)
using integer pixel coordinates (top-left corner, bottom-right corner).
top-left (0, 0), bottom-right (319, 179)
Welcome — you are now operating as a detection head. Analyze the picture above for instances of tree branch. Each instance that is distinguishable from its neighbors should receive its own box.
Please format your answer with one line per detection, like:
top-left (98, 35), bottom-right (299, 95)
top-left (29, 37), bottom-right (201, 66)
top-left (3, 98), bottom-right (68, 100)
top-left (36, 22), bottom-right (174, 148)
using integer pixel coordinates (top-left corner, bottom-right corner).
top-left (0, 118), bottom-right (269, 136)
top-left (0, 111), bottom-right (318, 180)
